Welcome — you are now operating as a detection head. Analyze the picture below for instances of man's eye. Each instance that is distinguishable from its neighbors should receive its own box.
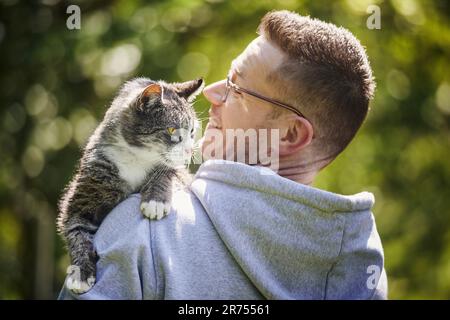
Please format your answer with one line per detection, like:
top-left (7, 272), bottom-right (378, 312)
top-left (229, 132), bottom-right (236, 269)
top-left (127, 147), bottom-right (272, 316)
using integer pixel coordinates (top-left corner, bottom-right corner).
top-left (231, 90), bottom-right (243, 98)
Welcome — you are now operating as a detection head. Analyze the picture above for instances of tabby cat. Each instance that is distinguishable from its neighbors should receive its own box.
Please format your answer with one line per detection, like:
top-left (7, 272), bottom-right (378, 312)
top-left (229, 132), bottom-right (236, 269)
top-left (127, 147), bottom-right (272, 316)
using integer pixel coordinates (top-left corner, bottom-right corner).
top-left (57, 77), bottom-right (203, 294)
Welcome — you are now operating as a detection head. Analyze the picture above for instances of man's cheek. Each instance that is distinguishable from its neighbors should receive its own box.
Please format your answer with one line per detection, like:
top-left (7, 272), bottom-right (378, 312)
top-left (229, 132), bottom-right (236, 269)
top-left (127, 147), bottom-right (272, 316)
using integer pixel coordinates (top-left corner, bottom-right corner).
top-left (222, 106), bottom-right (242, 128)
top-left (223, 115), bottom-right (242, 131)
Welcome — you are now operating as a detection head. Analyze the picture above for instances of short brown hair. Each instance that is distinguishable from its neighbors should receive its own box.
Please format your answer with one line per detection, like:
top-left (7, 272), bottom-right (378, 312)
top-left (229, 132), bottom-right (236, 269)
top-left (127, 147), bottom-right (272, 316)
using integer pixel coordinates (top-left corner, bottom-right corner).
top-left (258, 10), bottom-right (375, 161)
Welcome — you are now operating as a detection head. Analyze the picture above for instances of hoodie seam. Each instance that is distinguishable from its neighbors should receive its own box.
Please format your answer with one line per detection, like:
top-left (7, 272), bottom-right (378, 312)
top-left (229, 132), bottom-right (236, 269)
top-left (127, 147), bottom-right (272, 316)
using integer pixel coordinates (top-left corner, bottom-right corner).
top-left (323, 213), bottom-right (346, 300)
top-left (148, 220), bottom-right (163, 299)
top-left (197, 174), bottom-right (371, 214)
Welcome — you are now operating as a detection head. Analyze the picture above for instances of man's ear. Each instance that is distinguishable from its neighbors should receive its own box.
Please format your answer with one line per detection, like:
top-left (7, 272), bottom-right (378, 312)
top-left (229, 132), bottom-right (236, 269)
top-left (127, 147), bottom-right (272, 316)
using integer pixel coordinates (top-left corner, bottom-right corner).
top-left (174, 78), bottom-right (204, 102)
top-left (138, 83), bottom-right (163, 109)
top-left (278, 117), bottom-right (313, 156)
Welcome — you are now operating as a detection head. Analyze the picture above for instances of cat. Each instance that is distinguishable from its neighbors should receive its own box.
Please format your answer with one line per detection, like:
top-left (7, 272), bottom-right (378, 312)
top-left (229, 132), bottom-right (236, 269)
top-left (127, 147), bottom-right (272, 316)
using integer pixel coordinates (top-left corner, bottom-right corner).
top-left (57, 77), bottom-right (204, 294)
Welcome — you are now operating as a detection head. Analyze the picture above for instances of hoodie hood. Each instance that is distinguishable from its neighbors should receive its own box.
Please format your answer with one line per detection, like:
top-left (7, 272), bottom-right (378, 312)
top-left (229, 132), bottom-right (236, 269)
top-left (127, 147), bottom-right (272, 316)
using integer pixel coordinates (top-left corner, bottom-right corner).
top-left (190, 160), bottom-right (380, 299)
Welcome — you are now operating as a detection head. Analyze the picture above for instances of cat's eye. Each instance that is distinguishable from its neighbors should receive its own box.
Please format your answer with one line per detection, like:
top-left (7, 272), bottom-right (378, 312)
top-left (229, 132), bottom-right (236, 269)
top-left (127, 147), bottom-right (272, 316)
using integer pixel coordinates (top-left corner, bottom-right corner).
top-left (167, 127), bottom-right (176, 135)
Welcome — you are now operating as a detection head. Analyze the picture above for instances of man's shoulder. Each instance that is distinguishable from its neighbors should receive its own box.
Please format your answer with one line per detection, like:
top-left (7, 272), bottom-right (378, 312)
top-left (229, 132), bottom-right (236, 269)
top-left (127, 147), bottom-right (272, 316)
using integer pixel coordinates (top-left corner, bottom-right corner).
top-left (95, 188), bottom-right (198, 251)
top-left (94, 194), bottom-right (146, 252)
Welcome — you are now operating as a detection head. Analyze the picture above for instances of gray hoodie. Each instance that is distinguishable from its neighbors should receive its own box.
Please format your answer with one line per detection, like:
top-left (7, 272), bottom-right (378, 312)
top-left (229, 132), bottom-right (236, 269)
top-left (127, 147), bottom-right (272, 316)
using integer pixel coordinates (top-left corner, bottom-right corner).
top-left (59, 160), bottom-right (387, 300)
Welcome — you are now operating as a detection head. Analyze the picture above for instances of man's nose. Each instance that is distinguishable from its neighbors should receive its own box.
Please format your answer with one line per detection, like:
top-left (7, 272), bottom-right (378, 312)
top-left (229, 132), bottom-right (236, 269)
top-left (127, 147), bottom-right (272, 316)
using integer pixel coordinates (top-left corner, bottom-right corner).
top-left (202, 80), bottom-right (226, 106)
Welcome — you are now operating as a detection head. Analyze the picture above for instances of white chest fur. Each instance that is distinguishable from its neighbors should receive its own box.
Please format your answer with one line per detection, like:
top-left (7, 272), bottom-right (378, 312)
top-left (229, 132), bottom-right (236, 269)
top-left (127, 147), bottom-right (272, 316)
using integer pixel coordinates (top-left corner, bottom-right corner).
top-left (103, 137), bottom-right (162, 191)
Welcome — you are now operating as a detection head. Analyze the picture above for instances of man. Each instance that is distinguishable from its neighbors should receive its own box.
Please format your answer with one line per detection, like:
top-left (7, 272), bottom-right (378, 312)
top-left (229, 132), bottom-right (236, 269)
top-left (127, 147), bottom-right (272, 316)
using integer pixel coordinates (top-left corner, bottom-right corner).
top-left (59, 10), bottom-right (387, 300)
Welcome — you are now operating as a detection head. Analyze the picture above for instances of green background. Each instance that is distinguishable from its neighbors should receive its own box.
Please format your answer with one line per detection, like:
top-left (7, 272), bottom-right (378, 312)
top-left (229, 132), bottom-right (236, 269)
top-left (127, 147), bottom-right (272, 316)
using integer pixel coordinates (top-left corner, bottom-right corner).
top-left (0, 0), bottom-right (449, 299)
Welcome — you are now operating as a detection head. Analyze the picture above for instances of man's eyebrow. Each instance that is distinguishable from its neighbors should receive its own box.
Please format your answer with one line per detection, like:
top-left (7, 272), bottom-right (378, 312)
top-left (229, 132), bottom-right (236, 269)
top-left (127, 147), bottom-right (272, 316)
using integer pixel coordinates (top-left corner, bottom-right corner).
top-left (229, 68), bottom-right (244, 83)
top-left (234, 68), bottom-right (243, 78)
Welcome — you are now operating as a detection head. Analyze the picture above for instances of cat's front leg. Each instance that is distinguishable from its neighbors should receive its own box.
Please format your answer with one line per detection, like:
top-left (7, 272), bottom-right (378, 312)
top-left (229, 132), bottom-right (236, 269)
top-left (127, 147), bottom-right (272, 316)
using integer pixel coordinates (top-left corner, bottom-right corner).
top-left (140, 165), bottom-right (176, 220)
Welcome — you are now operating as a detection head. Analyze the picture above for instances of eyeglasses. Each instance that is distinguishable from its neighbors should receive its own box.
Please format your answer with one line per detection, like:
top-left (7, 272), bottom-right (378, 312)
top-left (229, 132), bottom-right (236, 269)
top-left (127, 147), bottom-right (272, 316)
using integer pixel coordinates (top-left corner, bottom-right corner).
top-left (222, 75), bottom-right (306, 119)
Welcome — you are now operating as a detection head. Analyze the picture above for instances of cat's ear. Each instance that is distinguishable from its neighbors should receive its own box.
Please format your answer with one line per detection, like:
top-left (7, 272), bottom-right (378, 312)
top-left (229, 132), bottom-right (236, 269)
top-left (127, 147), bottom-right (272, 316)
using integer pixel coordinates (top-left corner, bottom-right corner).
top-left (175, 78), bottom-right (204, 103)
top-left (138, 83), bottom-right (163, 109)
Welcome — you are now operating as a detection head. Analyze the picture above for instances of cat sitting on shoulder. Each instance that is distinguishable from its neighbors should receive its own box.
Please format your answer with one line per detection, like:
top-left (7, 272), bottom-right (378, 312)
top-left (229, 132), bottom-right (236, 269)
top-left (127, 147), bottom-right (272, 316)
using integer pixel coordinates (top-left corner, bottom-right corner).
top-left (57, 77), bottom-right (204, 294)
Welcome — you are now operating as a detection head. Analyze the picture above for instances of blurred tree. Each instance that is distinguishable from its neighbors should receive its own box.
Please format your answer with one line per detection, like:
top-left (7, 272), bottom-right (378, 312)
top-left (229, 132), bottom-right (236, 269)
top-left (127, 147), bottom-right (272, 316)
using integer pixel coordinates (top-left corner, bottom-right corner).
top-left (0, 0), bottom-right (449, 299)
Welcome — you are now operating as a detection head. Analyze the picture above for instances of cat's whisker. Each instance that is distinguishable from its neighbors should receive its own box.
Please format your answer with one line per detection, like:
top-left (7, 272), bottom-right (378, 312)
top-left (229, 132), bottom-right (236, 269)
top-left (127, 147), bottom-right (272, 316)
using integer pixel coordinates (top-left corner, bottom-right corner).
top-left (196, 114), bottom-right (208, 119)
top-left (192, 153), bottom-right (203, 164)
top-left (195, 107), bottom-right (209, 115)
top-left (192, 141), bottom-right (203, 148)
top-left (195, 107), bottom-right (210, 119)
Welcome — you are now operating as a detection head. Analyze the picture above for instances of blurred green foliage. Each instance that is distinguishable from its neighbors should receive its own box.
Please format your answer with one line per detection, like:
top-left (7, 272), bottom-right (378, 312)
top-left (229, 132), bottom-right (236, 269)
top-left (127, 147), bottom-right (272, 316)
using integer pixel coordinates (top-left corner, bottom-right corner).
top-left (0, 0), bottom-right (449, 299)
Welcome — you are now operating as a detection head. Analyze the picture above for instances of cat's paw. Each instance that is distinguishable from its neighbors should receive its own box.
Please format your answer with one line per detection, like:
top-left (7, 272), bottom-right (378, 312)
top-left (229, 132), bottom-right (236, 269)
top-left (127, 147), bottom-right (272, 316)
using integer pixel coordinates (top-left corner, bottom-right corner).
top-left (140, 200), bottom-right (171, 220)
top-left (66, 274), bottom-right (95, 294)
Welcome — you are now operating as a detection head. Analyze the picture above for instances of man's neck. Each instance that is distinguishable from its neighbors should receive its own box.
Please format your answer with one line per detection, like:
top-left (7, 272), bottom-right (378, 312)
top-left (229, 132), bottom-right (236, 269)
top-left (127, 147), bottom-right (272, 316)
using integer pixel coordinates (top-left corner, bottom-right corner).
top-left (275, 154), bottom-right (331, 186)
top-left (277, 166), bottom-right (317, 185)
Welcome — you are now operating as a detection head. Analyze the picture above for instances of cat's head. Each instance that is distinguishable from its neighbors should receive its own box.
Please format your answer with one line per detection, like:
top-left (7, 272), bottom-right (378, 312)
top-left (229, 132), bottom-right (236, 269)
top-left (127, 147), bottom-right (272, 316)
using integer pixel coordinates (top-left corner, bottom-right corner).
top-left (115, 77), bottom-right (204, 168)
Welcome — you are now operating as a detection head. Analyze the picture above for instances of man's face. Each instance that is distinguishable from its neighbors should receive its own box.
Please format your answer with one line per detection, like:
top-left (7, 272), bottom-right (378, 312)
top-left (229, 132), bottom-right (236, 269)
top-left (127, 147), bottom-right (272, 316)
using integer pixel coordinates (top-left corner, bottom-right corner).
top-left (201, 36), bottom-right (286, 160)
